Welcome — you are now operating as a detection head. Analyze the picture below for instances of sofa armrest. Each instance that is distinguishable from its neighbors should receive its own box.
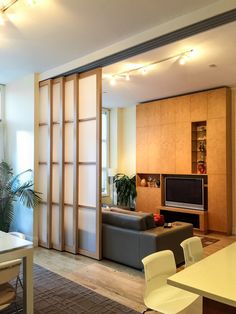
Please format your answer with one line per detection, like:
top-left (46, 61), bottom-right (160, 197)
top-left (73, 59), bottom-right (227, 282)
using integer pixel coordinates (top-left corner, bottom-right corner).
top-left (140, 223), bottom-right (193, 265)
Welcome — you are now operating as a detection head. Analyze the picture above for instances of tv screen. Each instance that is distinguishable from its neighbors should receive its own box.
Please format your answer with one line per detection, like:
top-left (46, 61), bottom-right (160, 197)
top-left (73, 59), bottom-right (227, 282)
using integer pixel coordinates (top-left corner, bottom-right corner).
top-left (165, 177), bottom-right (204, 210)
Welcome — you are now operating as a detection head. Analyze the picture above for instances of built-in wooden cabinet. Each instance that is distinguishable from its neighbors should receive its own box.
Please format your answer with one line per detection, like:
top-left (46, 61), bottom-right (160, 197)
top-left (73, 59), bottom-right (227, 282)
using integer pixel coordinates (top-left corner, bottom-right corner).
top-left (136, 87), bottom-right (232, 234)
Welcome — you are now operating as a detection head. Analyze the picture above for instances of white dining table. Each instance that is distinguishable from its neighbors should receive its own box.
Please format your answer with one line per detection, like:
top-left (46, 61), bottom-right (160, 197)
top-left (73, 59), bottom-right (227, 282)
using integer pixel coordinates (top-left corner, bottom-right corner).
top-left (168, 242), bottom-right (236, 313)
top-left (0, 231), bottom-right (33, 314)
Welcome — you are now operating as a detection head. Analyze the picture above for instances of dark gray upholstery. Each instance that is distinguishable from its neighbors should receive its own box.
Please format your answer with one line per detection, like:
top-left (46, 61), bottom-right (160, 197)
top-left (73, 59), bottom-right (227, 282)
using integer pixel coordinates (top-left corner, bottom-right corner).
top-left (102, 210), bottom-right (193, 269)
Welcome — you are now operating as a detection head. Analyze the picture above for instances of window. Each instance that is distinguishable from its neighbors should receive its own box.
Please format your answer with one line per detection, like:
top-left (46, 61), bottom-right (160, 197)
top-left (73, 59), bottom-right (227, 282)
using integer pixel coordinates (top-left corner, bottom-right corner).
top-left (102, 109), bottom-right (109, 195)
top-left (0, 85), bottom-right (4, 121)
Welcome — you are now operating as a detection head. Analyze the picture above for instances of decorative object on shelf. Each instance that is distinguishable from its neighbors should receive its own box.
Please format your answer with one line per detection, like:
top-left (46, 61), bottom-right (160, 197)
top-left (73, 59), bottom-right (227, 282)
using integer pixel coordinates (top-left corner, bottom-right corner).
top-left (140, 178), bottom-right (147, 187)
top-left (114, 173), bottom-right (137, 210)
top-left (197, 161), bottom-right (206, 174)
top-left (147, 176), bottom-right (160, 188)
top-left (0, 161), bottom-right (41, 232)
top-left (199, 141), bottom-right (206, 152)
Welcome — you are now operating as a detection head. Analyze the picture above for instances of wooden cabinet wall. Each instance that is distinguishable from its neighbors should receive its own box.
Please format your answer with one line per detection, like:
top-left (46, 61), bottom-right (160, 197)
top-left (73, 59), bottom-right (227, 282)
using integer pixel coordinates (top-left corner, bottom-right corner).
top-left (136, 87), bottom-right (232, 234)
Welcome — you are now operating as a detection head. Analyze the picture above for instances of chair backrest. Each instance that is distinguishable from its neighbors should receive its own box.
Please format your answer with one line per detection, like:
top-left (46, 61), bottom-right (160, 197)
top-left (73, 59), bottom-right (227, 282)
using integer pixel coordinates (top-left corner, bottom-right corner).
top-left (9, 232), bottom-right (26, 240)
top-left (0, 260), bottom-right (21, 285)
top-left (142, 250), bottom-right (176, 291)
top-left (181, 236), bottom-right (203, 267)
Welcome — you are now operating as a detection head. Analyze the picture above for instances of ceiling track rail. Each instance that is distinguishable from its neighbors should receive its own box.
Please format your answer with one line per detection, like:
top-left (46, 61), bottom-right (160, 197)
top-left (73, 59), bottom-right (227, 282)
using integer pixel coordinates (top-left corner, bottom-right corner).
top-left (53, 9), bottom-right (236, 79)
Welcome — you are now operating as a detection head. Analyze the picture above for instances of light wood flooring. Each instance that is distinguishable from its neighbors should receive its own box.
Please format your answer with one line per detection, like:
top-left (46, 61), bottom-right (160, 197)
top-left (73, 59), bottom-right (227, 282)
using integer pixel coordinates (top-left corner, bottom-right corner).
top-left (34, 232), bottom-right (236, 313)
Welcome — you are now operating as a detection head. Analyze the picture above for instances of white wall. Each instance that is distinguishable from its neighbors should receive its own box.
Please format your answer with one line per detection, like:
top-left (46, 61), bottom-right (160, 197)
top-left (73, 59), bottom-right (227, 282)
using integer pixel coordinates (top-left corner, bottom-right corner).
top-left (5, 73), bottom-right (37, 241)
top-left (108, 106), bottom-right (136, 176)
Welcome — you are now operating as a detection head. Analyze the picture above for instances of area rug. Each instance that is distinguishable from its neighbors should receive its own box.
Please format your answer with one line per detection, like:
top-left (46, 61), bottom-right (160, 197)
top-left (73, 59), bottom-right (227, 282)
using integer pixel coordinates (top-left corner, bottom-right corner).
top-left (3, 264), bottom-right (140, 314)
top-left (200, 236), bottom-right (219, 247)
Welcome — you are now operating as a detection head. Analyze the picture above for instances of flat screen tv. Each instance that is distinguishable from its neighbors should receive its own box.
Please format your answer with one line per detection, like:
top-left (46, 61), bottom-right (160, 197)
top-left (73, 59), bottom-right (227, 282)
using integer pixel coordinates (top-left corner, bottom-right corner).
top-left (165, 177), bottom-right (204, 210)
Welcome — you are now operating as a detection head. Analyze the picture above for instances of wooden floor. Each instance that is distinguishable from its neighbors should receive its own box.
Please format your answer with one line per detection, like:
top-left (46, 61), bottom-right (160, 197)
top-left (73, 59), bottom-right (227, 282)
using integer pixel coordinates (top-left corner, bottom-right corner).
top-left (34, 232), bottom-right (236, 313)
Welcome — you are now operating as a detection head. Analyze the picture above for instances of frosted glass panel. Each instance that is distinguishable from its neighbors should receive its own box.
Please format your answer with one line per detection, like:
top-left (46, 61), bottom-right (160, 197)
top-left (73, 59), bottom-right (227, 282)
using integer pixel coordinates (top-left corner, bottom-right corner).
top-left (39, 85), bottom-right (48, 123)
top-left (64, 165), bottom-right (73, 204)
top-left (65, 80), bottom-right (74, 121)
top-left (64, 205), bottom-right (74, 248)
top-left (39, 126), bottom-right (48, 162)
top-left (39, 204), bottom-right (47, 243)
top-left (52, 82), bottom-right (60, 122)
top-left (78, 165), bottom-right (96, 207)
top-left (79, 75), bottom-right (96, 119)
top-left (65, 123), bottom-right (73, 162)
top-left (51, 205), bottom-right (60, 246)
top-left (52, 165), bottom-right (59, 203)
top-left (52, 124), bottom-right (60, 162)
top-left (78, 207), bottom-right (96, 252)
top-left (79, 120), bottom-right (96, 162)
top-left (38, 165), bottom-right (47, 201)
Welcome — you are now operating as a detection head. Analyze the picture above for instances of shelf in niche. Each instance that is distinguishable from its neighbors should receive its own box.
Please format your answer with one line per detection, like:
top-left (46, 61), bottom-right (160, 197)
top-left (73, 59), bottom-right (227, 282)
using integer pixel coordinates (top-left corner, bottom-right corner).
top-left (137, 173), bottom-right (160, 188)
top-left (191, 121), bottom-right (207, 175)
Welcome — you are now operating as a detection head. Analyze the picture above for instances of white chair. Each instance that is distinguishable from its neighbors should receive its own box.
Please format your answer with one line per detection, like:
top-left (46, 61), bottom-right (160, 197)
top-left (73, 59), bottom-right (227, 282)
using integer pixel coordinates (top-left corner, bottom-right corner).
top-left (142, 250), bottom-right (202, 314)
top-left (9, 232), bottom-right (26, 240)
top-left (0, 259), bottom-right (21, 312)
top-left (8, 232), bottom-right (26, 289)
top-left (180, 236), bottom-right (203, 267)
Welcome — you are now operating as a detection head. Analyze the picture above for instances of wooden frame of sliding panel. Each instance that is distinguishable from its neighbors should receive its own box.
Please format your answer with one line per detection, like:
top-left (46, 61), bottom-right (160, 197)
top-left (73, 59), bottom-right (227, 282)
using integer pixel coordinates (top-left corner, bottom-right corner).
top-left (73, 74), bottom-right (79, 254)
top-left (77, 68), bottom-right (102, 260)
top-left (64, 74), bottom-right (79, 254)
top-left (96, 69), bottom-right (102, 260)
top-left (51, 77), bottom-right (65, 251)
top-left (38, 79), bottom-right (53, 249)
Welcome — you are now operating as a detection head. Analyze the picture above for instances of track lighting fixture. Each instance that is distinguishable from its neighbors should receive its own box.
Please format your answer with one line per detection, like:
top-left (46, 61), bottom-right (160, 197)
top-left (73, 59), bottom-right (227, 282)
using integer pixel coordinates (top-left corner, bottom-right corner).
top-left (106, 49), bottom-right (195, 86)
top-left (0, 0), bottom-right (37, 25)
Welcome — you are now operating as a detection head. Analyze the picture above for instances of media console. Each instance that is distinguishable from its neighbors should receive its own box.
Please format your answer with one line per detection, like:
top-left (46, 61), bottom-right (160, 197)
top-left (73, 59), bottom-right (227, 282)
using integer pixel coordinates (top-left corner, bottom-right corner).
top-left (158, 206), bottom-right (208, 234)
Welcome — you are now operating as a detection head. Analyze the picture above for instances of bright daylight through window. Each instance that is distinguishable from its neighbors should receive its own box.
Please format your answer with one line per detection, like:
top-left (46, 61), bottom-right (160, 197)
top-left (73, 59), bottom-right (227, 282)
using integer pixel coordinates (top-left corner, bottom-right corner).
top-left (102, 109), bottom-right (109, 195)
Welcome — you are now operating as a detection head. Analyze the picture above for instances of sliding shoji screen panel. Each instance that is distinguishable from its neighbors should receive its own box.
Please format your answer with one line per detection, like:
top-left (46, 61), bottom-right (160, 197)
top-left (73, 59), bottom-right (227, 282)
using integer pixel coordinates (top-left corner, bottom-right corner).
top-left (64, 75), bottom-right (78, 253)
top-left (78, 69), bottom-right (102, 259)
top-left (38, 80), bottom-right (52, 248)
top-left (51, 78), bottom-right (64, 251)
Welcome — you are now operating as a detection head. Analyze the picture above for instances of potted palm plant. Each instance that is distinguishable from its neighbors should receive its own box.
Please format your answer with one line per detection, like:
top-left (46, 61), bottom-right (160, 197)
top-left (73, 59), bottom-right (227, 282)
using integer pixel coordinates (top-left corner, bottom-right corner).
top-left (114, 173), bottom-right (137, 210)
top-left (0, 161), bottom-right (41, 233)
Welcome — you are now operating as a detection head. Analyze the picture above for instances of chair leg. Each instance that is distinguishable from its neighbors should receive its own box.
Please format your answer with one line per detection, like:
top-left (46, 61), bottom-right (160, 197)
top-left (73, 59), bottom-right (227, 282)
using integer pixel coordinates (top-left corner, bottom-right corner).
top-left (142, 308), bottom-right (154, 314)
top-left (16, 276), bottom-right (23, 291)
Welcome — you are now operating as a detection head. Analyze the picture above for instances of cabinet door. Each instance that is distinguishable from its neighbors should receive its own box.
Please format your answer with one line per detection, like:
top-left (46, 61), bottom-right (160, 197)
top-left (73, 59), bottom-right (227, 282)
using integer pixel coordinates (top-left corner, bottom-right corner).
top-left (147, 126), bottom-right (160, 173)
top-left (160, 123), bottom-right (176, 173)
top-left (207, 88), bottom-right (227, 119)
top-left (208, 174), bottom-right (228, 232)
top-left (136, 187), bottom-right (161, 213)
top-left (136, 127), bottom-right (148, 173)
top-left (207, 118), bottom-right (226, 174)
top-left (136, 101), bottom-right (160, 128)
top-left (190, 92), bottom-right (207, 121)
top-left (175, 122), bottom-right (191, 174)
top-left (160, 99), bottom-right (176, 124)
top-left (175, 95), bottom-right (190, 123)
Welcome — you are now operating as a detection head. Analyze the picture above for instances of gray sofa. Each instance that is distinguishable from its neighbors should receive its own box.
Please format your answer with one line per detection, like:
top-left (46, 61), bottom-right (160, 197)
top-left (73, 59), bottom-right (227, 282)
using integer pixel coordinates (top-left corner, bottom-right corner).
top-left (102, 208), bottom-right (193, 269)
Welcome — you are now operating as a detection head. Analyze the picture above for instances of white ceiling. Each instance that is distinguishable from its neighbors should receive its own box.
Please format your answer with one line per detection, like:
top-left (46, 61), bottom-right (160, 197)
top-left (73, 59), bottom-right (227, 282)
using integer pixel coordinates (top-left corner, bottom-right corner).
top-left (0, 0), bottom-right (221, 84)
top-left (102, 21), bottom-right (236, 108)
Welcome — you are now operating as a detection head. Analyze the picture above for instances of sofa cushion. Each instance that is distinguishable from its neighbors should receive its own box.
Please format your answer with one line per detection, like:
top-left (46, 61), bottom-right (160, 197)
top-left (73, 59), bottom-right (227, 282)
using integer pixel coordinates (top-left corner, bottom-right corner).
top-left (102, 210), bottom-right (147, 231)
top-left (109, 207), bottom-right (156, 229)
